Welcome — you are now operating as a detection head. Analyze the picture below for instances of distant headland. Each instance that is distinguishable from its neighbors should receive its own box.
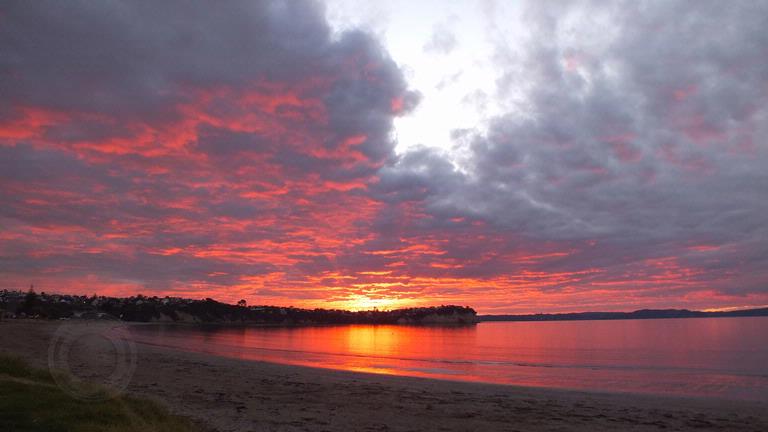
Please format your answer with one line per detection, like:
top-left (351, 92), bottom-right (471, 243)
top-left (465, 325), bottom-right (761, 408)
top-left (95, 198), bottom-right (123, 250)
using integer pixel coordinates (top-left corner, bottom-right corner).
top-left (0, 289), bottom-right (477, 326)
top-left (480, 308), bottom-right (768, 322)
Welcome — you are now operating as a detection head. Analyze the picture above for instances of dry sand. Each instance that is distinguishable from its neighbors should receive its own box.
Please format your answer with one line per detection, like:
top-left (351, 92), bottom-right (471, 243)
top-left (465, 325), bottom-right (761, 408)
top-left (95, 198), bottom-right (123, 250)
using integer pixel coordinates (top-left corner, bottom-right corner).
top-left (1, 320), bottom-right (766, 432)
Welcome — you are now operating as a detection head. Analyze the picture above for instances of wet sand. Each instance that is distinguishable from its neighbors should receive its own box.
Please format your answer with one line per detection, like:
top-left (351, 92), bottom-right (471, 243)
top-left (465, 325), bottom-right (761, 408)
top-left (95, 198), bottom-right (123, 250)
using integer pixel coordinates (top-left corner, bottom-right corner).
top-left (1, 320), bottom-right (766, 432)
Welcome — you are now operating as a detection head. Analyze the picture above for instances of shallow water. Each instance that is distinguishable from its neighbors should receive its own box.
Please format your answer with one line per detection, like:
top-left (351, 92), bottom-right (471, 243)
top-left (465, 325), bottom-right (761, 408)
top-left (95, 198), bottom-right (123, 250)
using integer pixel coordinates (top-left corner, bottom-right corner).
top-left (128, 316), bottom-right (768, 401)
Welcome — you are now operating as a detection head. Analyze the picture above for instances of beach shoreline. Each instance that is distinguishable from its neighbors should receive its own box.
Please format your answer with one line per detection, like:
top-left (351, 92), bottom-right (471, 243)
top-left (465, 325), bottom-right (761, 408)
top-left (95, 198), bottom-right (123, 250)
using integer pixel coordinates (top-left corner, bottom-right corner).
top-left (2, 320), bottom-right (766, 432)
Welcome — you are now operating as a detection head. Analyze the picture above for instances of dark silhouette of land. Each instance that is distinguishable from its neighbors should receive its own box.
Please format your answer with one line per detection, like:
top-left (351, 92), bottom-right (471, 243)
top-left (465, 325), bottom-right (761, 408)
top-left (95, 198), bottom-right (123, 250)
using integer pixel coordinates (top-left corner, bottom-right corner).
top-left (4, 289), bottom-right (766, 325)
top-left (0, 289), bottom-right (477, 325)
top-left (480, 307), bottom-right (768, 322)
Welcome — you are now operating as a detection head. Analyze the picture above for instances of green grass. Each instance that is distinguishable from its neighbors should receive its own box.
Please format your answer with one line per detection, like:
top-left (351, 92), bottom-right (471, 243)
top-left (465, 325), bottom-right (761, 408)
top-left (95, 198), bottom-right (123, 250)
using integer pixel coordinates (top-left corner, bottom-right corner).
top-left (0, 353), bottom-right (199, 432)
top-left (0, 354), bottom-right (55, 383)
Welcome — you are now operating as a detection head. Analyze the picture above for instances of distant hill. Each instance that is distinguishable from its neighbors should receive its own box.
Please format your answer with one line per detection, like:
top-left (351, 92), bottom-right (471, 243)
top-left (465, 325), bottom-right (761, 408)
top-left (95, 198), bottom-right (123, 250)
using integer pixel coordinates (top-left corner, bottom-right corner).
top-left (479, 307), bottom-right (768, 322)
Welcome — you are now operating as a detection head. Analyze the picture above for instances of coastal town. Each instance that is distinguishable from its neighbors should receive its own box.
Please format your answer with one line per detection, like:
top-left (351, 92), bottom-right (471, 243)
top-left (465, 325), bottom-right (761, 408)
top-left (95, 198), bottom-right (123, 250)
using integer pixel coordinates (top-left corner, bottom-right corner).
top-left (0, 288), bottom-right (477, 325)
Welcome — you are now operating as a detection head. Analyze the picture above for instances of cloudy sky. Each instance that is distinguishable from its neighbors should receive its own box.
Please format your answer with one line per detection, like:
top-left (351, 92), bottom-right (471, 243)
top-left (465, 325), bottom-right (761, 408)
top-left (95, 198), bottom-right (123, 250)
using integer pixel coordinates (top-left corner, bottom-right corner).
top-left (1, 0), bottom-right (767, 313)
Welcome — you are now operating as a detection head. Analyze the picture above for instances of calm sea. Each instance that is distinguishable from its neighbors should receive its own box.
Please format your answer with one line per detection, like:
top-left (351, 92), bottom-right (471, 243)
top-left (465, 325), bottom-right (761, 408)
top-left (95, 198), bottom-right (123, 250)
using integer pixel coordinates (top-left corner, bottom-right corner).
top-left (128, 317), bottom-right (768, 401)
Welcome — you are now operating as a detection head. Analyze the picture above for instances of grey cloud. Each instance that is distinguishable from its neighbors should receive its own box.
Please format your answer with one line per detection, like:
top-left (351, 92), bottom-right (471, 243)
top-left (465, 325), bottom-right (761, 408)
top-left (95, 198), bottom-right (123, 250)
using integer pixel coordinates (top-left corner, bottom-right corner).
top-left (373, 0), bottom-right (768, 296)
top-left (0, 0), bottom-right (327, 120)
top-left (192, 126), bottom-right (272, 158)
top-left (423, 25), bottom-right (458, 54)
top-left (0, 0), bottom-right (416, 295)
top-left (0, 0), bottom-right (410, 166)
top-left (2, 0), bottom-right (767, 307)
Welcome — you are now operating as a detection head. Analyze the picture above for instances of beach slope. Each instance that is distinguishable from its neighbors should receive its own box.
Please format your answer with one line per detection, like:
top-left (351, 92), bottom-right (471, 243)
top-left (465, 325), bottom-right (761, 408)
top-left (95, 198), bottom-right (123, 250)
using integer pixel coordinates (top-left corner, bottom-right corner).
top-left (1, 321), bottom-right (766, 432)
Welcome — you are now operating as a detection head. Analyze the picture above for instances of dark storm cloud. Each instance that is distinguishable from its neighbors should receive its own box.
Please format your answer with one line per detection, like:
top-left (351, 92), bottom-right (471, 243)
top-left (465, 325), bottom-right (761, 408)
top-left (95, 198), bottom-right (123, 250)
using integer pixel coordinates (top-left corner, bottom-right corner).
top-left (0, 0), bottom-right (410, 165)
top-left (192, 126), bottom-right (272, 158)
top-left (1, 0), bottom-right (326, 120)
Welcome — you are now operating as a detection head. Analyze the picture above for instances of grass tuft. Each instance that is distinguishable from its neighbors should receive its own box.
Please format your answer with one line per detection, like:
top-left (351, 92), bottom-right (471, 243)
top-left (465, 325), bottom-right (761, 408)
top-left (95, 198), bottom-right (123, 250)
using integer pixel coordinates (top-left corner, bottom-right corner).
top-left (0, 353), bottom-right (54, 383)
top-left (0, 353), bottom-right (199, 432)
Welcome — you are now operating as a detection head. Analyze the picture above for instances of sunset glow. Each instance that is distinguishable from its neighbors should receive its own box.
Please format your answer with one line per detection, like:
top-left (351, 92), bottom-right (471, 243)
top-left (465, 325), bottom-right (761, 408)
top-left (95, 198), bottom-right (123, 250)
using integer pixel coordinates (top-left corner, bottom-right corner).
top-left (2, 0), bottom-right (768, 313)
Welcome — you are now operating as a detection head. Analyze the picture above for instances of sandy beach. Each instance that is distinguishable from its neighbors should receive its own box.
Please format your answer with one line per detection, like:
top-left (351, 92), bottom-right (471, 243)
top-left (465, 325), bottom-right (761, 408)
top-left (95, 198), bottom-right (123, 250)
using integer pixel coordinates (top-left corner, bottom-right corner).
top-left (1, 320), bottom-right (766, 432)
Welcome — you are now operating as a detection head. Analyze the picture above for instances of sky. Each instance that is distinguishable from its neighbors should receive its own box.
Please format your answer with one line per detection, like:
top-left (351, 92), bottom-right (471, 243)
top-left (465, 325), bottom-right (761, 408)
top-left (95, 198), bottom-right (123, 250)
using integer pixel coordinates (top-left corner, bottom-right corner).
top-left (1, 0), bottom-right (767, 313)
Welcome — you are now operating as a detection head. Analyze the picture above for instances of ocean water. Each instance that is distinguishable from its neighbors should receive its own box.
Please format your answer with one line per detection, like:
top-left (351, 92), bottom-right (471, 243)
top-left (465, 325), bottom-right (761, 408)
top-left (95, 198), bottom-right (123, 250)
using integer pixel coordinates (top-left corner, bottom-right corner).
top-left (128, 317), bottom-right (768, 401)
